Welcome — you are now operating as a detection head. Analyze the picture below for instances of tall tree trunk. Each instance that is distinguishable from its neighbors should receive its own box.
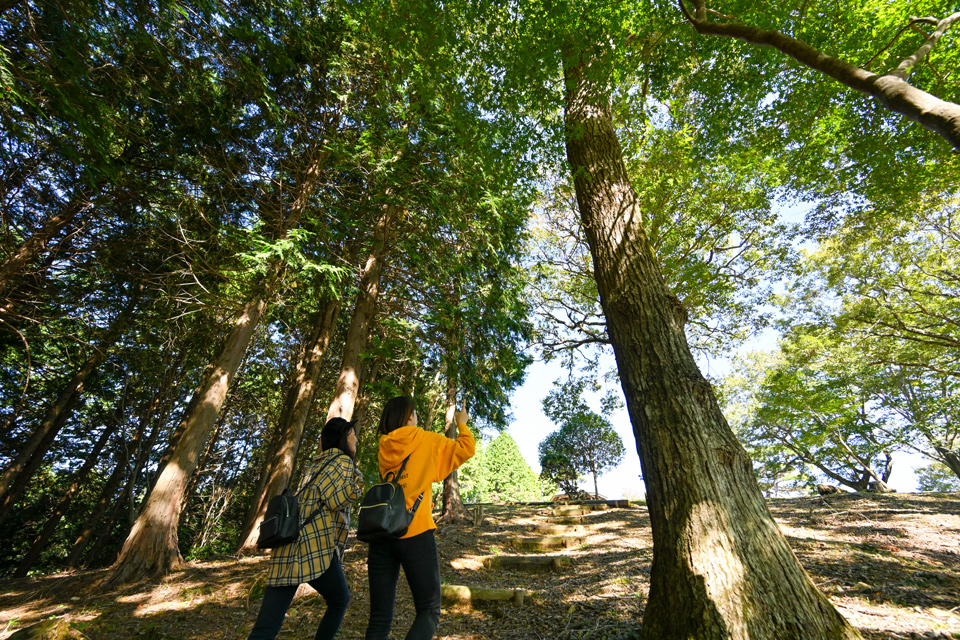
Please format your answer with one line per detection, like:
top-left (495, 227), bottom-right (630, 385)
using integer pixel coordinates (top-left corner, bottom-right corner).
top-left (105, 284), bottom-right (275, 585)
top-left (64, 438), bottom-right (131, 569)
top-left (438, 380), bottom-right (471, 523)
top-left (179, 407), bottom-right (231, 531)
top-left (562, 48), bottom-right (861, 640)
top-left (76, 371), bottom-right (180, 570)
top-left (14, 419), bottom-right (119, 577)
top-left (237, 297), bottom-right (341, 552)
top-left (0, 190), bottom-right (92, 292)
top-left (149, 362), bottom-right (215, 493)
top-left (936, 445), bottom-right (960, 480)
top-left (106, 127), bottom-right (323, 583)
top-left (0, 299), bottom-right (133, 525)
top-left (327, 208), bottom-right (394, 421)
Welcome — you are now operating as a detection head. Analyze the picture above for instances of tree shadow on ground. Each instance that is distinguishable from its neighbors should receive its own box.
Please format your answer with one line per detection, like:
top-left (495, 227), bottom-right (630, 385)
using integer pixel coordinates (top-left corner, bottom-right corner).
top-left (1, 494), bottom-right (958, 639)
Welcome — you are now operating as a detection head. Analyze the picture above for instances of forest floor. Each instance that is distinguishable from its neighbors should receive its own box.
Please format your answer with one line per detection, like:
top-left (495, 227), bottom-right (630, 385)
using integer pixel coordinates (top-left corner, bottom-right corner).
top-left (1, 492), bottom-right (959, 640)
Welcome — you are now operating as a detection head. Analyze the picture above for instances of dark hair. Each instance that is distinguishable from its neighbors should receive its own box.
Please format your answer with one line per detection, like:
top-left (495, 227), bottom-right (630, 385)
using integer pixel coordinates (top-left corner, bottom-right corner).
top-left (321, 417), bottom-right (356, 460)
top-left (378, 396), bottom-right (416, 436)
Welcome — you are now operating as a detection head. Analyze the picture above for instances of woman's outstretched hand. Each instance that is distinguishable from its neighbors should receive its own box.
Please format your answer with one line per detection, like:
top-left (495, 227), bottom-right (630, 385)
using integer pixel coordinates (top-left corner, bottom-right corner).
top-left (455, 400), bottom-right (469, 425)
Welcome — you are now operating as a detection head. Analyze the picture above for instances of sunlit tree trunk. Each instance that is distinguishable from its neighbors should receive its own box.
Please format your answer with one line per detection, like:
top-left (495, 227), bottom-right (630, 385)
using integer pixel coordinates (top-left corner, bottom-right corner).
top-left (105, 137), bottom-right (327, 583)
top-left (327, 207), bottom-right (394, 421)
top-left (14, 418), bottom-right (119, 577)
top-left (237, 297), bottom-right (341, 552)
top-left (106, 285), bottom-right (275, 584)
top-left (562, 47), bottom-right (861, 640)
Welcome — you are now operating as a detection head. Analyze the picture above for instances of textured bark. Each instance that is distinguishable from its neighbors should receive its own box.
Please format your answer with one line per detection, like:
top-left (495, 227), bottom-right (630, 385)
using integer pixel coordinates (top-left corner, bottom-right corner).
top-left (106, 287), bottom-right (273, 585)
top-left (14, 419), bottom-right (119, 577)
top-left (178, 408), bottom-right (230, 529)
top-left (562, 48), bottom-right (861, 640)
top-left (936, 446), bottom-right (960, 480)
top-left (237, 297), bottom-right (341, 551)
top-left (0, 300), bottom-right (133, 525)
top-left (683, 5), bottom-right (960, 150)
top-left (149, 363), bottom-right (214, 495)
top-left (326, 208), bottom-right (393, 421)
top-left (437, 381), bottom-right (471, 524)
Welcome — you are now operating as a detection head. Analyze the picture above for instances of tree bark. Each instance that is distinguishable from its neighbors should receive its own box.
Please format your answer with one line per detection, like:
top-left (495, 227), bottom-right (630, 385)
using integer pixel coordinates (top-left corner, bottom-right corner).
top-left (935, 446), bottom-right (960, 481)
top-left (682, 4), bottom-right (960, 150)
top-left (14, 418), bottom-right (119, 577)
top-left (105, 284), bottom-right (275, 585)
top-left (562, 47), bottom-right (861, 640)
top-left (0, 298), bottom-right (134, 526)
top-left (326, 207), bottom-right (393, 421)
top-left (438, 380), bottom-right (471, 523)
top-left (237, 297), bottom-right (341, 552)
top-left (178, 406), bottom-right (231, 531)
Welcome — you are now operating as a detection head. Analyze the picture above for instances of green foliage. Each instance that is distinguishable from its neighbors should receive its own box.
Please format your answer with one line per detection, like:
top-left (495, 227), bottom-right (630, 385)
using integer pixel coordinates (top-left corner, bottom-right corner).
top-left (485, 434), bottom-right (545, 502)
top-left (915, 463), bottom-right (960, 493)
top-left (539, 379), bottom-right (625, 497)
top-left (455, 440), bottom-right (490, 504)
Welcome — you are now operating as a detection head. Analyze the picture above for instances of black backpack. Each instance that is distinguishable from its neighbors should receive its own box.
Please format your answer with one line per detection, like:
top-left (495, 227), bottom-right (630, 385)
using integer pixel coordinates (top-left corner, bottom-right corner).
top-left (256, 456), bottom-right (339, 550)
top-left (356, 455), bottom-right (424, 543)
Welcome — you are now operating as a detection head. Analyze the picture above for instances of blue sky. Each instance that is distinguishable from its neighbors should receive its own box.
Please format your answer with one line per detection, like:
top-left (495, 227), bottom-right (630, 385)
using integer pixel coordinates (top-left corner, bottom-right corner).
top-left (502, 349), bottom-right (923, 499)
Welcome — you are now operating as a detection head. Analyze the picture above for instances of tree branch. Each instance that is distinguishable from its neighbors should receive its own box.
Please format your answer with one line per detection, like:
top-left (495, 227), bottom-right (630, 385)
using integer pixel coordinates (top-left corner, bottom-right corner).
top-left (679, 4), bottom-right (960, 150)
top-left (890, 13), bottom-right (960, 80)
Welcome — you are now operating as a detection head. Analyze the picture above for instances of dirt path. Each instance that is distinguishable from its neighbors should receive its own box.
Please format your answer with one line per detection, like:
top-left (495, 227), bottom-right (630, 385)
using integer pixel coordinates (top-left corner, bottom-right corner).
top-left (1, 492), bottom-right (958, 639)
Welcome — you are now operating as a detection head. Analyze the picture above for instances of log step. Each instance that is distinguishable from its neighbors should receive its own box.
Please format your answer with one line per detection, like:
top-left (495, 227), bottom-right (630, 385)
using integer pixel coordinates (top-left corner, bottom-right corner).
top-left (534, 524), bottom-right (583, 535)
top-left (509, 536), bottom-right (584, 551)
top-left (551, 505), bottom-right (588, 514)
top-left (547, 516), bottom-right (583, 525)
top-left (441, 584), bottom-right (534, 606)
top-left (483, 555), bottom-right (570, 572)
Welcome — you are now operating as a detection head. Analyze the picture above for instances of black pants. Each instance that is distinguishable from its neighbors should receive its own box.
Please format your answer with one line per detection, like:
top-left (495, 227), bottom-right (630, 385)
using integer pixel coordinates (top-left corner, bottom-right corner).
top-left (248, 554), bottom-right (349, 640)
top-left (364, 529), bottom-right (442, 640)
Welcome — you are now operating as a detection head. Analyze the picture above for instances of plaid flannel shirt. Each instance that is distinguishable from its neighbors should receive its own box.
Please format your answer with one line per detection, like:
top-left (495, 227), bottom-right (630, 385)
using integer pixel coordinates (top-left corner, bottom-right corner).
top-left (266, 449), bottom-right (362, 586)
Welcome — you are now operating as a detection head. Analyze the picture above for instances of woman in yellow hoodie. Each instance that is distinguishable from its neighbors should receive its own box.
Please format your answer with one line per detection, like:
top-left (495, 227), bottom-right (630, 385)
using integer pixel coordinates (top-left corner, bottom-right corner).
top-left (364, 396), bottom-right (474, 640)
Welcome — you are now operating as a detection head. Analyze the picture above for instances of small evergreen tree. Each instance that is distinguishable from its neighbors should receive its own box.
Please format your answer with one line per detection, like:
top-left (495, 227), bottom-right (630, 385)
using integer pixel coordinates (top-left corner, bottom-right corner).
top-left (485, 434), bottom-right (543, 502)
top-left (456, 440), bottom-right (490, 503)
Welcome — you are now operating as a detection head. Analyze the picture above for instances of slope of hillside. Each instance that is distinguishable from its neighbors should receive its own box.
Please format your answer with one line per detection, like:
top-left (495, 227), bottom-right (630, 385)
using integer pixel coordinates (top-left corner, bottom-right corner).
top-left (1, 493), bottom-right (958, 640)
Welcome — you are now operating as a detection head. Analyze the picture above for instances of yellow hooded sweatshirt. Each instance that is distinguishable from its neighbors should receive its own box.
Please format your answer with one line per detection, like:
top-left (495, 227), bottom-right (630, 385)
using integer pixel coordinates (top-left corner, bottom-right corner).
top-left (377, 423), bottom-right (475, 538)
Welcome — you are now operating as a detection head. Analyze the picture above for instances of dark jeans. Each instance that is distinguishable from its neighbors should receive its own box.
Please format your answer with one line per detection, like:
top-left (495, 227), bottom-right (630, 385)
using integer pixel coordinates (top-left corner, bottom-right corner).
top-left (364, 529), bottom-right (442, 640)
top-left (248, 554), bottom-right (350, 640)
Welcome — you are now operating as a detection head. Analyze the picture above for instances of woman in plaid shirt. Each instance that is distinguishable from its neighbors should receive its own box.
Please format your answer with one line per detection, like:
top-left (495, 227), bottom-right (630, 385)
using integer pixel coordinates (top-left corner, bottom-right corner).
top-left (248, 417), bottom-right (364, 640)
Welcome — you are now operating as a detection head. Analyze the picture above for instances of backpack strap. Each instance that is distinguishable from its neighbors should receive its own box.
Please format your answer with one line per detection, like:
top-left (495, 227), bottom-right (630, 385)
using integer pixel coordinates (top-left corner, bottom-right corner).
top-left (380, 455), bottom-right (424, 516)
top-left (381, 454), bottom-right (412, 484)
top-left (298, 454), bottom-right (350, 528)
top-left (410, 491), bottom-right (424, 515)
